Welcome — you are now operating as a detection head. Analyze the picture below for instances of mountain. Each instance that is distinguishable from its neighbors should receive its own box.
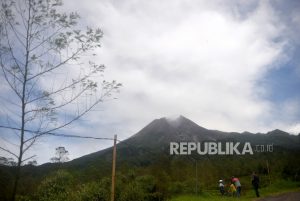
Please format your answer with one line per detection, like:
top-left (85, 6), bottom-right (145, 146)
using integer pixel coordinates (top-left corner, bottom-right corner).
top-left (2, 116), bottom-right (300, 172)
top-left (113, 115), bottom-right (299, 151)
top-left (68, 115), bottom-right (300, 166)
top-left (123, 116), bottom-right (300, 148)
top-left (123, 115), bottom-right (231, 148)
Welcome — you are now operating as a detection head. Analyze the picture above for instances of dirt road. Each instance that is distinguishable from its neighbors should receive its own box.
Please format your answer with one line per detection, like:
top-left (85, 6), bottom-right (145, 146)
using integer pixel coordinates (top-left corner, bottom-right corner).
top-left (258, 192), bottom-right (300, 201)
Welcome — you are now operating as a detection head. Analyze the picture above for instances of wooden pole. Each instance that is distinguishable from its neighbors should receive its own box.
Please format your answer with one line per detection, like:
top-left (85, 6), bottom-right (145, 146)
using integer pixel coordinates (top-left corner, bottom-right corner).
top-left (266, 160), bottom-right (271, 184)
top-left (195, 160), bottom-right (198, 196)
top-left (111, 135), bottom-right (117, 201)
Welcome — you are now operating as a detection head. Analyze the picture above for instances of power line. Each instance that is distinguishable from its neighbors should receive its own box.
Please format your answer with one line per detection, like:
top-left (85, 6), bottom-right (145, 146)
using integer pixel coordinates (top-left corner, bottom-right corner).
top-left (0, 125), bottom-right (159, 152)
top-left (44, 132), bottom-right (116, 141)
top-left (0, 124), bottom-right (164, 162)
top-left (0, 125), bottom-right (116, 141)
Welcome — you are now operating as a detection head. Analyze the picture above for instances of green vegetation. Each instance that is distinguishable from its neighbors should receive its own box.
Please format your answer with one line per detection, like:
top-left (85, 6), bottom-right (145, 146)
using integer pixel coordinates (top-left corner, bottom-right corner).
top-left (0, 149), bottom-right (299, 201)
top-left (171, 180), bottom-right (300, 201)
top-left (12, 171), bottom-right (300, 201)
top-left (13, 170), bottom-right (165, 201)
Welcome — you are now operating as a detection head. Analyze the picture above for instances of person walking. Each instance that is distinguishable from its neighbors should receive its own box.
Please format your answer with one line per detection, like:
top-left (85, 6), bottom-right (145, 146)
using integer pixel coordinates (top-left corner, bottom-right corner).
top-left (252, 172), bottom-right (260, 197)
top-left (232, 176), bottom-right (242, 197)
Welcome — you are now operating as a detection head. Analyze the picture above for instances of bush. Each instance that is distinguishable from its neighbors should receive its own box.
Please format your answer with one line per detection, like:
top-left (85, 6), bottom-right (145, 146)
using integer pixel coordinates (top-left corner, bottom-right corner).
top-left (119, 182), bottom-right (144, 201)
top-left (136, 175), bottom-right (165, 201)
top-left (78, 181), bottom-right (109, 201)
top-left (136, 175), bottom-right (156, 193)
top-left (168, 181), bottom-right (187, 194)
top-left (34, 170), bottom-right (73, 201)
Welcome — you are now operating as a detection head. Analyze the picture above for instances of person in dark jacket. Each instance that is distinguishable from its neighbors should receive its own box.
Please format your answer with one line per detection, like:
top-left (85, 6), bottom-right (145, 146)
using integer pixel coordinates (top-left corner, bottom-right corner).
top-left (252, 172), bottom-right (260, 197)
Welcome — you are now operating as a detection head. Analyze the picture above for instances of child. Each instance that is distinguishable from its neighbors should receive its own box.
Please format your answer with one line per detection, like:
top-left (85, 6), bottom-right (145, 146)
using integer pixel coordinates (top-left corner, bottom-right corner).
top-left (219, 180), bottom-right (225, 196)
top-left (228, 182), bottom-right (237, 196)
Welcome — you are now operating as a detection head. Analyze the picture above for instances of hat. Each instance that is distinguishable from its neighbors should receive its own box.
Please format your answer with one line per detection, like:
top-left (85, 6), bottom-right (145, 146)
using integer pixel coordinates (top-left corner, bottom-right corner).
top-left (219, 180), bottom-right (223, 183)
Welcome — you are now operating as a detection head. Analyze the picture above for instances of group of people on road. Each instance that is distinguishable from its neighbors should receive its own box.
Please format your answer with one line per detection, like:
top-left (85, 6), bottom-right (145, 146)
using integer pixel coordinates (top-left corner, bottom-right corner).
top-left (218, 172), bottom-right (260, 197)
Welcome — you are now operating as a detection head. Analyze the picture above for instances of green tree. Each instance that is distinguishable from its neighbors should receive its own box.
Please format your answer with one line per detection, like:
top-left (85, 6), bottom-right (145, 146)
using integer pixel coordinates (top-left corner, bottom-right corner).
top-left (0, 0), bottom-right (121, 200)
top-left (50, 146), bottom-right (69, 163)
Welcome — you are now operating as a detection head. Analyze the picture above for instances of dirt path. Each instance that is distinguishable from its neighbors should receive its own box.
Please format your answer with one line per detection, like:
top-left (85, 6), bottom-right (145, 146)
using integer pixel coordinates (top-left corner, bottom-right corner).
top-left (257, 192), bottom-right (300, 201)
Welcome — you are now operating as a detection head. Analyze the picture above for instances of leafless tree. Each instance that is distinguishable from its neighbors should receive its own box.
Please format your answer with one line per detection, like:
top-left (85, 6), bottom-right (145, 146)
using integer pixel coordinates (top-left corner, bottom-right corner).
top-left (0, 0), bottom-right (121, 200)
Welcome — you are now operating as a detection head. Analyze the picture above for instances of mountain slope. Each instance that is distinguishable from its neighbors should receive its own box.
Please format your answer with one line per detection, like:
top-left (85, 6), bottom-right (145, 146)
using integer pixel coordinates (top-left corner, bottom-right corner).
top-left (123, 116), bottom-right (231, 148)
top-left (69, 115), bottom-right (300, 166)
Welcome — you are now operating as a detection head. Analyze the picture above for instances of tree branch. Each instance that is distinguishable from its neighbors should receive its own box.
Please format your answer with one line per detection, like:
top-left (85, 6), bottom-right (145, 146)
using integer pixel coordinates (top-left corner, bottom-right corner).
top-left (1, 64), bottom-right (23, 84)
top-left (0, 64), bottom-right (22, 99)
top-left (3, 24), bottom-right (25, 76)
top-left (26, 69), bottom-right (98, 104)
top-left (0, 146), bottom-right (18, 158)
top-left (30, 26), bottom-right (64, 52)
top-left (21, 155), bottom-right (36, 163)
top-left (8, 20), bottom-right (26, 48)
top-left (27, 48), bottom-right (83, 81)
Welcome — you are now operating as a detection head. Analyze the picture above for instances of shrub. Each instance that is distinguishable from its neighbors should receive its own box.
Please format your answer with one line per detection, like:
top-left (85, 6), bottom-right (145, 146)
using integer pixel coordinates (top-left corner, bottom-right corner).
top-left (34, 170), bottom-right (73, 201)
top-left (119, 182), bottom-right (144, 201)
top-left (78, 181), bottom-right (109, 201)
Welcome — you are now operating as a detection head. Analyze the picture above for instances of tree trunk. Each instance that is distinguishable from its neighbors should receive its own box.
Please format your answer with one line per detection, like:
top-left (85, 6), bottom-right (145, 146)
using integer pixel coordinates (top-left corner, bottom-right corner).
top-left (11, 2), bottom-right (31, 200)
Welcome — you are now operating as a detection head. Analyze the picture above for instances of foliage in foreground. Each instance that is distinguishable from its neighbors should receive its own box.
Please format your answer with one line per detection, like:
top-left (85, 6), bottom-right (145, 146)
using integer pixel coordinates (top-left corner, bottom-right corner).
top-left (1, 150), bottom-right (299, 201)
top-left (16, 170), bottom-right (166, 201)
top-left (13, 169), bottom-right (300, 201)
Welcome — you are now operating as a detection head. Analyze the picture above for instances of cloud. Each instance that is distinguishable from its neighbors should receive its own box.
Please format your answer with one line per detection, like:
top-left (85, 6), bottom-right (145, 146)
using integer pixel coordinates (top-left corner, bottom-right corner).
top-left (1, 0), bottom-right (299, 164)
top-left (76, 0), bottom-right (289, 132)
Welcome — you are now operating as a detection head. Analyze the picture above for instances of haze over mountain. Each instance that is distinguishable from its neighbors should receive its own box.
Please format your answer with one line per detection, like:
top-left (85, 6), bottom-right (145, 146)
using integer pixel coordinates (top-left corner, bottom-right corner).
top-left (123, 115), bottom-right (299, 147)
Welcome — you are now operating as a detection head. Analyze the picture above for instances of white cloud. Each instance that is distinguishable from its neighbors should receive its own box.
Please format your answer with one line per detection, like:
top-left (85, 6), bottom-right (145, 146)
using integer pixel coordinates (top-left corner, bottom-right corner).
top-left (62, 0), bottom-right (298, 135)
top-left (79, 0), bottom-right (287, 130)
top-left (1, 0), bottom-right (299, 164)
top-left (287, 123), bottom-right (300, 135)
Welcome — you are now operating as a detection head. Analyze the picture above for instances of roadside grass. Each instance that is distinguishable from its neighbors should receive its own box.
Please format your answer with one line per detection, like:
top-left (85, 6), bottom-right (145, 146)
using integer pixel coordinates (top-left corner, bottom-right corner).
top-left (171, 180), bottom-right (300, 201)
top-left (171, 193), bottom-right (252, 201)
top-left (257, 179), bottom-right (300, 198)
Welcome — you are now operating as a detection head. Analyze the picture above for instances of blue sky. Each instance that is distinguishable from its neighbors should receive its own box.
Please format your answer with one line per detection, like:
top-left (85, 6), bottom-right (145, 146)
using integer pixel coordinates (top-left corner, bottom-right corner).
top-left (0, 0), bottom-right (300, 164)
top-left (260, 0), bottom-right (300, 109)
top-left (263, 57), bottom-right (300, 104)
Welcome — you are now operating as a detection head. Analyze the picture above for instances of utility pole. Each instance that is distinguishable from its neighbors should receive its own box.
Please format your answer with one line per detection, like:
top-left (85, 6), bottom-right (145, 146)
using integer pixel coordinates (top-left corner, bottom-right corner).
top-left (266, 160), bottom-right (271, 184)
top-left (111, 135), bottom-right (117, 201)
top-left (189, 156), bottom-right (198, 196)
top-left (195, 160), bottom-right (198, 196)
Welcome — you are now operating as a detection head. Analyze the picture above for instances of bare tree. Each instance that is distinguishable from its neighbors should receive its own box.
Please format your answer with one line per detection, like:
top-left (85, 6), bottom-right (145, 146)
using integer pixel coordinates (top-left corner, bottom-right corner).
top-left (0, 0), bottom-right (121, 200)
top-left (50, 146), bottom-right (69, 163)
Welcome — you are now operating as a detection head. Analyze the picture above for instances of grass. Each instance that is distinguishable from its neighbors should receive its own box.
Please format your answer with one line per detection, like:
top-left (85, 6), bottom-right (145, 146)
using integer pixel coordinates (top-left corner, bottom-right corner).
top-left (170, 180), bottom-right (300, 201)
top-left (171, 191), bottom-right (258, 201)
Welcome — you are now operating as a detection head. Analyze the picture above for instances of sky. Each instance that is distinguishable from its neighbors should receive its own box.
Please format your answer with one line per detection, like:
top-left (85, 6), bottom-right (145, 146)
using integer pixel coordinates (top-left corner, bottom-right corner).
top-left (0, 0), bottom-right (300, 164)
